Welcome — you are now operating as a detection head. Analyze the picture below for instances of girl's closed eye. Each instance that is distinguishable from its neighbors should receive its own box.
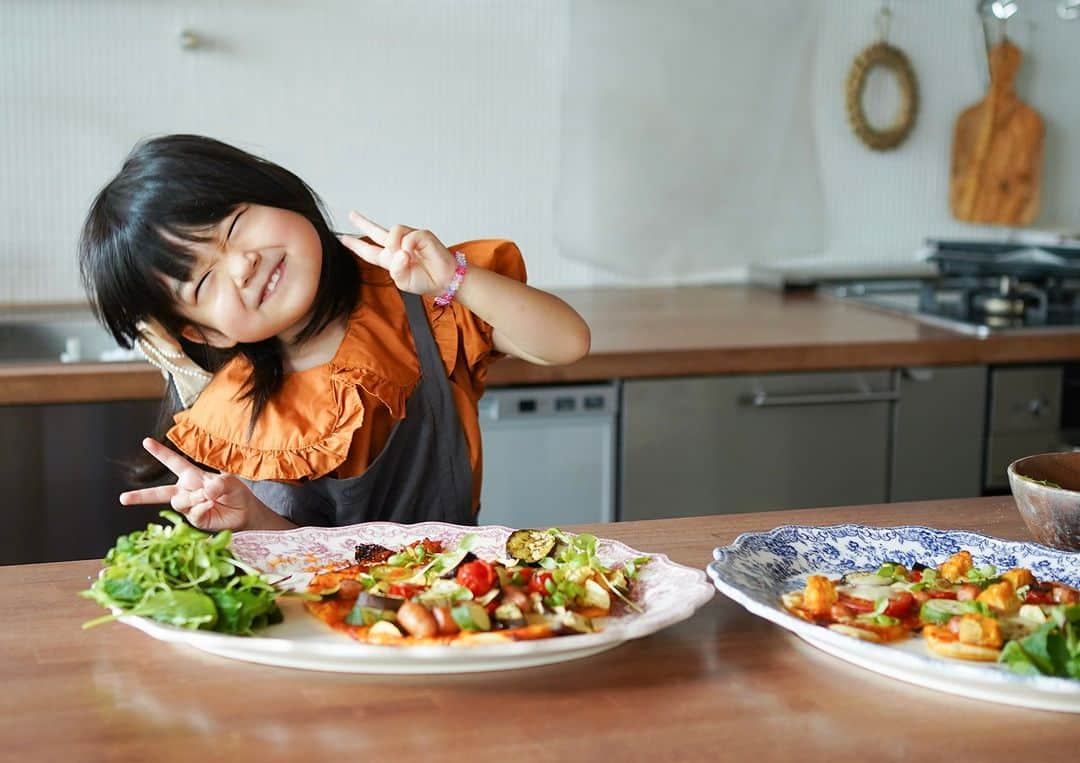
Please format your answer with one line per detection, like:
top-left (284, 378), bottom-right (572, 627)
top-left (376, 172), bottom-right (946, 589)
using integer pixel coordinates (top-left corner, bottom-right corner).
top-left (191, 206), bottom-right (244, 302)
top-left (194, 269), bottom-right (212, 301)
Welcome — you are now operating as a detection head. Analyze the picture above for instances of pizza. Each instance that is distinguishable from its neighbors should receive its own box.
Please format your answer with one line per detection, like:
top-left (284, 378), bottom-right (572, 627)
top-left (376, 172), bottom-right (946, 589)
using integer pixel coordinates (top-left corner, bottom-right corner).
top-left (303, 528), bottom-right (650, 645)
top-left (781, 550), bottom-right (1080, 677)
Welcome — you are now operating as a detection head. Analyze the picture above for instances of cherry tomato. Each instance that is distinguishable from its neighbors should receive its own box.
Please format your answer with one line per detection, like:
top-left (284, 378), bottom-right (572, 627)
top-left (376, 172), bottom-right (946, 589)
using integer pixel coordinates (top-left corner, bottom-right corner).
top-left (388, 583), bottom-right (422, 599)
top-left (1025, 585), bottom-right (1055, 605)
top-left (840, 592), bottom-right (915, 618)
top-left (512, 568), bottom-right (535, 586)
top-left (908, 570), bottom-right (923, 583)
top-left (830, 603), bottom-right (857, 620)
top-left (528, 571), bottom-right (554, 595)
top-left (456, 560), bottom-right (496, 597)
top-left (882, 591), bottom-right (916, 618)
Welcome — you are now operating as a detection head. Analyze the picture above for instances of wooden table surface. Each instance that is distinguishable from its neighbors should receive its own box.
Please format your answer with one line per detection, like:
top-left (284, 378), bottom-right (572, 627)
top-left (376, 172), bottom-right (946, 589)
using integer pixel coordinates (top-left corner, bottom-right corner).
top-left (1, 496), bottom-right (1075, 761)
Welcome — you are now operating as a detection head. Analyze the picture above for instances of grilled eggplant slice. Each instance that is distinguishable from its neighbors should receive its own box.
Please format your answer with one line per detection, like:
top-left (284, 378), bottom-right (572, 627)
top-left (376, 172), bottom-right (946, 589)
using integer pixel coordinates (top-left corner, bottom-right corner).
top-left (506, 529), bottom-right (557, 564)
top-left (354, 544), bottom-right (394, 564)
top-left (356, 591), bottom-right (406, 612)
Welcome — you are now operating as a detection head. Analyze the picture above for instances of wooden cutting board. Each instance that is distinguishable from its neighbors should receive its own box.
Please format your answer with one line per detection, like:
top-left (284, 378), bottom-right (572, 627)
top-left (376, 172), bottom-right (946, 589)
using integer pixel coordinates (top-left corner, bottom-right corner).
top-left (950, 40), bottom-right (1044, 227)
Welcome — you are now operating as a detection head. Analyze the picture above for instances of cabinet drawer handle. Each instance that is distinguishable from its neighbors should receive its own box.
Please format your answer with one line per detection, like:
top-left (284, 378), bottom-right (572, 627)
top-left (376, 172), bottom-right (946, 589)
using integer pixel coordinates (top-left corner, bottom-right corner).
top-left (745, 390), bottom-right (900, 408)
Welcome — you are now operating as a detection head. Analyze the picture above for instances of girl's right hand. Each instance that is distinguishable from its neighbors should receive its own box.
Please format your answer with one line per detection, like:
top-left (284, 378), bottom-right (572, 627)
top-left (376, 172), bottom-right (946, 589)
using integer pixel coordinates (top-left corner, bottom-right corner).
top-left (119, 438), bottom-right (295, 531)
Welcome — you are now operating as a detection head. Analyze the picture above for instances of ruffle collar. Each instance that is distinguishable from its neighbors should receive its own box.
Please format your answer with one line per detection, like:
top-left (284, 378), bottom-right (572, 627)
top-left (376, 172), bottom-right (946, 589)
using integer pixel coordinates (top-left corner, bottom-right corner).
top-left (167, 286), bottom-right (443, 481)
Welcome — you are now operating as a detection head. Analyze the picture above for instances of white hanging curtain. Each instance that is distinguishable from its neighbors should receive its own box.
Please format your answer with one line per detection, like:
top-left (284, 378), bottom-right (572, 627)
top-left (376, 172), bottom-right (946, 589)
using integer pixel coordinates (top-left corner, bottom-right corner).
top-left (554, 0), bottom-right (825, 280)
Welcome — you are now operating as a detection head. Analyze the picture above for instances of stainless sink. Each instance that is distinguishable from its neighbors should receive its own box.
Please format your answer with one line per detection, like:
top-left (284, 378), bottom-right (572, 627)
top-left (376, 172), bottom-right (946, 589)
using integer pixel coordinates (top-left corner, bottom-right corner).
top-left (0, 311), bottom-right (141, 364)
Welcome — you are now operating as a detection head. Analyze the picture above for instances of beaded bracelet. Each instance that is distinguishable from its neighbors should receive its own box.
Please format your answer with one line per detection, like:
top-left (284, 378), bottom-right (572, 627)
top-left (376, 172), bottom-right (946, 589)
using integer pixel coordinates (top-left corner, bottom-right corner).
top-left (434, 252), bottom-right (468, 306)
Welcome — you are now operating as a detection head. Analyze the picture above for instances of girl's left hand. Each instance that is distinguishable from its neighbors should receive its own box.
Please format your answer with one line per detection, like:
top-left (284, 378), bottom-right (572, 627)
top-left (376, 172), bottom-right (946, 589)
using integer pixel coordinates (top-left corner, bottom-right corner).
top-left (339, 211), bottom-right (457, 297)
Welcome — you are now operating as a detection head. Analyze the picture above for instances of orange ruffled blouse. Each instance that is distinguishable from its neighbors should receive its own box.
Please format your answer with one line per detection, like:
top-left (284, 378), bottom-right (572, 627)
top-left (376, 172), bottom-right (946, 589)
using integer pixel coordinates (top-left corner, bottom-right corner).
top-left (166, 239), bottom-right (527, 515)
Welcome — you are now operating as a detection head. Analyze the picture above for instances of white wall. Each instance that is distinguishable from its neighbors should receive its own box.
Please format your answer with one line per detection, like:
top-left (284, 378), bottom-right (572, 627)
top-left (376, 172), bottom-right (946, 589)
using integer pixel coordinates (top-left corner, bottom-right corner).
top-left (2, 0), bottom-right (587, 302)
top-left (2, 0), bottom-right (1078, 304)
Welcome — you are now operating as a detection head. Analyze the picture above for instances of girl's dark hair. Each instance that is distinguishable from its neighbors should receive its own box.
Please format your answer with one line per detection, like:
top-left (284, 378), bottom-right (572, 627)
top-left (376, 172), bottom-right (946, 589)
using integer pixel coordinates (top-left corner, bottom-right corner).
top-left (78, 134), bottom-right (360, 482)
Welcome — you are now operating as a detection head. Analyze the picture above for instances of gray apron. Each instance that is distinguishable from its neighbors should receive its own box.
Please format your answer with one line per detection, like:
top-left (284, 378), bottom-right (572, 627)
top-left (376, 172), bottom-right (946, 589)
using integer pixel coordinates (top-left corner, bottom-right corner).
top-left (244, 292), bottom-right (474, 526)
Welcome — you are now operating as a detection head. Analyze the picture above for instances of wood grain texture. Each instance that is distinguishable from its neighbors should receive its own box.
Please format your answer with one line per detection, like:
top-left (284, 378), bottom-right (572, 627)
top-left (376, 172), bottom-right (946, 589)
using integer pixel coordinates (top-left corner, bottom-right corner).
top-left (7, 286), bottom-right (1080, 403)
top-left (0, 361), bottom-right (165, 404)
top-left (950, 41), bottom-right (1044, 226)
top-left (0, 497), bottom-right (1074, 760)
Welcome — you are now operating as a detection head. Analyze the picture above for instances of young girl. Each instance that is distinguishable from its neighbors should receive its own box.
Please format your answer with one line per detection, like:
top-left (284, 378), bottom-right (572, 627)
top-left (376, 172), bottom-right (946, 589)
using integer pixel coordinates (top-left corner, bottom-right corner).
top-left (78, 134), bottom-right (590, 532)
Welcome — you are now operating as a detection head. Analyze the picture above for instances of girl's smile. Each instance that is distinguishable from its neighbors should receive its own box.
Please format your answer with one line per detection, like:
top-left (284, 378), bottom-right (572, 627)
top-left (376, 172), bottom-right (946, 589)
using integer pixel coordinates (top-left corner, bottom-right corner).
top-left (260, 259), bottom-right (286, 305)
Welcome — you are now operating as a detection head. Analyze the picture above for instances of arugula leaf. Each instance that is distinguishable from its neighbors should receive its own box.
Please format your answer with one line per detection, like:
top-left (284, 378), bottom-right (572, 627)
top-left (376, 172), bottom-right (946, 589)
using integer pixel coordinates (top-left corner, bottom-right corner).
top-left (132, 588), bottom-right (218, 629)
top-left (998, 604), bottom-right (1080, 679)
top-left (81, 510), bottom-right (283, 635)
top-left (102, 576), bottom-right (143, 604)
top-left (999, 640), bottom-right (1045, 676)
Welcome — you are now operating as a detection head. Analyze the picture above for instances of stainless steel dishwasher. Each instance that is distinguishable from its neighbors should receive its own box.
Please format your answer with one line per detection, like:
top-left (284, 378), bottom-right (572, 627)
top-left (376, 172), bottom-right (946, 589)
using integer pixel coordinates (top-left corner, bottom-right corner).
top-left (476, 383), bottom-right (617, 528)
top-left (620, 371), bottom-right (897, 519)
top-left (620, 367), bottom-right (991, 520)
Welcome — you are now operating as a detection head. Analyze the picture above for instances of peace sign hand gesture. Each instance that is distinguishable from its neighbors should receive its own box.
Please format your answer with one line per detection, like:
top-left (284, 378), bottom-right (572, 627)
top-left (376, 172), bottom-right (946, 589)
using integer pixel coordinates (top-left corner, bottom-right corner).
top-left (338, 211), bottom-right (458, 297)
top-left (119, 438), bottom-right (294, 531)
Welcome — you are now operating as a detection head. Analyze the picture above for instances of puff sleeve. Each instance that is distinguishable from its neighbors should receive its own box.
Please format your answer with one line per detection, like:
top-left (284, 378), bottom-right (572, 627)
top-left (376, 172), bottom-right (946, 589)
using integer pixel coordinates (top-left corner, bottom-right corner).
top-left (425, 238), bottom-right (527, 385)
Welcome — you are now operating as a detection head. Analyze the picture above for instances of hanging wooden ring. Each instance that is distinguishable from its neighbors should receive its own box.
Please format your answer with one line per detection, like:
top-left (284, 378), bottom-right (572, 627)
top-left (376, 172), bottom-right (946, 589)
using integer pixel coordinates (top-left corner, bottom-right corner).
top-left (845, 41), bottom-right (919, 151)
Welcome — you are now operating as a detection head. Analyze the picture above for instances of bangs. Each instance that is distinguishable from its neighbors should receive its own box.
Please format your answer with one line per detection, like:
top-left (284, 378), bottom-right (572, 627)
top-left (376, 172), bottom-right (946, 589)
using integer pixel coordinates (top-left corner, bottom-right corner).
top-left (155, 218), bottom-right (226, 280)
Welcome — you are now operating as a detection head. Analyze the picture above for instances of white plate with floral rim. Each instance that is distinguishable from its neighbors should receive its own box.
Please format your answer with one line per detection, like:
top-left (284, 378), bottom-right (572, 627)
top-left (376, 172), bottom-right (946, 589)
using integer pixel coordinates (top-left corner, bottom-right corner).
top-left (706, 524), bottom-right (1080, 713)
top-left (115, 522), bottom-right (714, 674)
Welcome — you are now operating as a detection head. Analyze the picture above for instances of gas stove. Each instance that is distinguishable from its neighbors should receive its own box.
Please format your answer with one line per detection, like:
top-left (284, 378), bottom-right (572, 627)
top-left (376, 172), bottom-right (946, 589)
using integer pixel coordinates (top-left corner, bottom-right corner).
top-left (828, 239), bottom-right (1080, 337)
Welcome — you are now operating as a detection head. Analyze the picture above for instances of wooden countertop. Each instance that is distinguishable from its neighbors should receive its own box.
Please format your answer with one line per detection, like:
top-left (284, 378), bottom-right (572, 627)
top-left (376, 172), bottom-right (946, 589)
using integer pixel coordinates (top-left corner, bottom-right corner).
top-left (7, 285), bottom-right (1080, 404)
top-left (2, 497), bottom-right (1074, 759)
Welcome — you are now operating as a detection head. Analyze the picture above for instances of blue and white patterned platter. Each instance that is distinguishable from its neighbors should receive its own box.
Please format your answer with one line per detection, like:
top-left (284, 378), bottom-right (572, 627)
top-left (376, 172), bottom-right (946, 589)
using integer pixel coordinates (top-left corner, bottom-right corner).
top-left (707, 524), bottom-right (1080, 713)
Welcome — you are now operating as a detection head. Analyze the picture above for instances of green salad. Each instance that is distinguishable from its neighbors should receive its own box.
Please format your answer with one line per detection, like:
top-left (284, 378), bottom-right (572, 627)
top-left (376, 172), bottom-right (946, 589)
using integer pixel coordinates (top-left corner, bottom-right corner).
top-left (999, 604), bottom-right (1080, 679)
top-left (81, 511), bottom-right (284, 635)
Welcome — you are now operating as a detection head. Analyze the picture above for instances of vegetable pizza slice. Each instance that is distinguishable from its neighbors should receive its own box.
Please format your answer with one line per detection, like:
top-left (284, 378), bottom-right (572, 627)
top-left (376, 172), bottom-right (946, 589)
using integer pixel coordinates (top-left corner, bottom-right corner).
top-left (304, 529), bottom-right (651, 645)
top-left (781, 550), bottom-right (1080, 679)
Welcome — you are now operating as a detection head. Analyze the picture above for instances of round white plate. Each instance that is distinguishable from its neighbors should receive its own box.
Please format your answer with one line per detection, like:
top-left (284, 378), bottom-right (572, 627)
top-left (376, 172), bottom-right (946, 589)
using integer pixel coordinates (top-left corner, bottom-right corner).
top-left (115, 522), bottom-right (714, 674)
top-left (706, 524), bottom-right (1080, 713)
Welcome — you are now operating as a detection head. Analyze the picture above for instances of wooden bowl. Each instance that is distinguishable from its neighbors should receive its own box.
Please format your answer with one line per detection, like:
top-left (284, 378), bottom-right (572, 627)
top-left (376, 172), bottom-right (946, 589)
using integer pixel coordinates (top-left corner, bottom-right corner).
top-left (1007, 452), bottom-right (1080, 551)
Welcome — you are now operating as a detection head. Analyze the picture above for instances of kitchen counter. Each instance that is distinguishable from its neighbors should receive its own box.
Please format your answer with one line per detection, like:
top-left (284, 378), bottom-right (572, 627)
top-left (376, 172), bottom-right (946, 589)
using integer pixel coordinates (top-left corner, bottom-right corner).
top-left (1, 496), bottom-right (1073, 759)
top-left (7, 285), bottom-right (1080, 404)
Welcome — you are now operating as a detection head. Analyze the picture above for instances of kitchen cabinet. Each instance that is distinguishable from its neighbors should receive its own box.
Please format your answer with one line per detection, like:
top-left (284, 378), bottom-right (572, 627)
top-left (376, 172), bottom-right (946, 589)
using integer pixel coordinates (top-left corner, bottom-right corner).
top-left (620, 366), bottom-right (990, 520)
top-left (0, 400), bottom-right (163, 565)
top-left (984, 365), bottom-right (1064, 490)
top-left (890, 365), bottom-right (987, 501)
top-left (620, 370), bottom-right (895, 519)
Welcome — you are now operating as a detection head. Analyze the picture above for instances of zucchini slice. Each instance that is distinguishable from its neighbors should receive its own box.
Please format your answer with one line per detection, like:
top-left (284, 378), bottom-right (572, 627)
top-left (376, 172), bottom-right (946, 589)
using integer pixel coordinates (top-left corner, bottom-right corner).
top-left (919, 598), bottom-right (969, 625)
top-left (506, 529), bottom-right (557, 564)
top-left (451, 602), bottom-right (492, 632)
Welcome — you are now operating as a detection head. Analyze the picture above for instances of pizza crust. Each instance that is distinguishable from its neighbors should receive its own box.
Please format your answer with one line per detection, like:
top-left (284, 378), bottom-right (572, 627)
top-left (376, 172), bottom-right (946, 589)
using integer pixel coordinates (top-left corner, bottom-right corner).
top-left (922, 625), bottom-right (1002, 662)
